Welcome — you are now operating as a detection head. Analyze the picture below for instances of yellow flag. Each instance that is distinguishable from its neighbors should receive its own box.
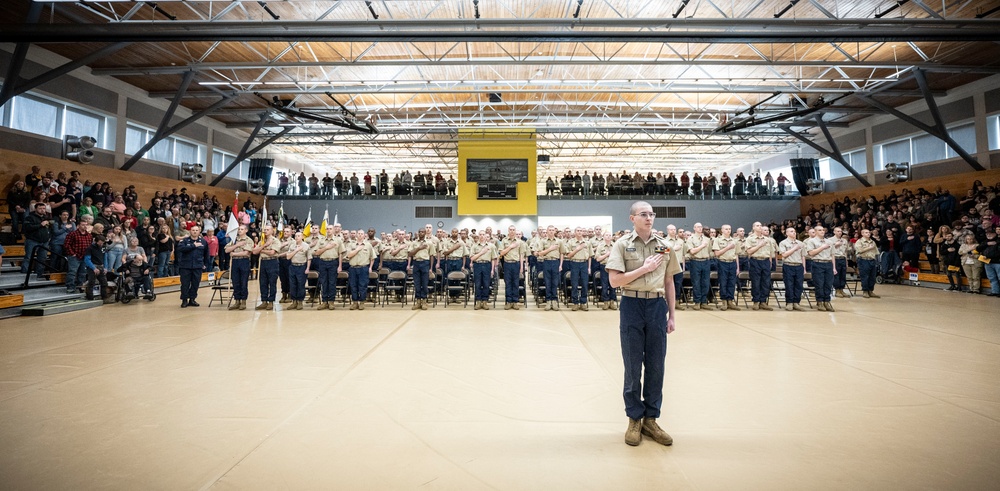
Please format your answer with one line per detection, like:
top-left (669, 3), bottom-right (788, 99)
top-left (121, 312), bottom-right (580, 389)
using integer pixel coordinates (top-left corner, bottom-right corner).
top-left (320, 209), bottom-right (329, 236)
top-left (303, 209), bottom-right (313, 237)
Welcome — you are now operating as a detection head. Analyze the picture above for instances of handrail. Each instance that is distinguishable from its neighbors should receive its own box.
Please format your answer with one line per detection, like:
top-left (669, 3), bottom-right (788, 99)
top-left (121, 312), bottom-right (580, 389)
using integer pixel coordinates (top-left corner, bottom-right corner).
top-left (22, 244), bottom-right (68, 289)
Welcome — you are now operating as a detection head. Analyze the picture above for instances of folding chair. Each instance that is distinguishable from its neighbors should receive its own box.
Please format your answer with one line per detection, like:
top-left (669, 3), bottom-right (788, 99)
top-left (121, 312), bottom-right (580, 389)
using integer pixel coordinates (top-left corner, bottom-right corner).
top-left (444, 271), bottom-right (469, 307)
top-left (208, 270), bottom-right (231, 307)
top-left (801, 272), bottom-right (815, 308)
top-left (736, 271), bottom-right (752, 308)
top-left (366, 271), bottom-right (379, 307)
top-left (306, 270), bottom-right (320, 305)
top-left (534, 271), bottom-right (547, 307)
top-left (769, 271), bottom-right (785, 308)
top-left (382, 270), bottom-right (408, 307)
top-left (336, 271), bottom-right (350, 307)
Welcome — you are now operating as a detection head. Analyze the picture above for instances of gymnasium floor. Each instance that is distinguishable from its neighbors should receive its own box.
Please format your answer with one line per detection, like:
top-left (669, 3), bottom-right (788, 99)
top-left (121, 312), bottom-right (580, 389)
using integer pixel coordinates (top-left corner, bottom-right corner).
top-left (0, 285), bottom-right (998, 490)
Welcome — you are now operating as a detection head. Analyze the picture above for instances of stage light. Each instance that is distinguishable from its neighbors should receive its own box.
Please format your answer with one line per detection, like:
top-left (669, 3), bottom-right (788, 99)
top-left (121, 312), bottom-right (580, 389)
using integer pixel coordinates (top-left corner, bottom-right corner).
top-left (63, 135), bottom-right (96, 164)
top-left (181, 162), bottom-right (205, 184)
top-left (885, 162), bottom-right (910, 183)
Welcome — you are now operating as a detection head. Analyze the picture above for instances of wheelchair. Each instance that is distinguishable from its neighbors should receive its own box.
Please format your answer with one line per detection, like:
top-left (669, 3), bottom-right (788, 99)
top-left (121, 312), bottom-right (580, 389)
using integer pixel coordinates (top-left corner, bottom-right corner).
top-left (113, 268), bottom-right (157, 304)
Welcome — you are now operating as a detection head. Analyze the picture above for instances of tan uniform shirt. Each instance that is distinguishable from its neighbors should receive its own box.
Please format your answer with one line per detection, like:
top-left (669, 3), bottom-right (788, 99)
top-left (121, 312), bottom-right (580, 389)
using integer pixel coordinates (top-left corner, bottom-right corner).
top-left (778, 238), bottom-right (805, 264)
top-left (229, 235), bottom-right (255, 258)
top-left (854, 238), bottom-right (879, 260)
top-left (287, 241), bottom-right (311, 264)
top-left (561, 238), bottom-right (593, 262)
top-left (666, 237), bottom-right (686, 267)
top-left (830, 236), bottom-right (849, 258)
top-left (606, 231), bottom-right (682, 294)
top-left (346, 240), bottom-right (376, 267)
top-left (259, 236), bottom-right (282, 260)
top-left (440, 237), bottom-right (466, 259)
top-left (408, 238), bottom-right (436, 261)
top-left (470, 241), bottom-right (498, 262)
top-left (745, 234), bottom-right (775, 259)
top-left (805, 237), bottom-right (834, 261)
top-left (536, 237), bottom-right (563, 260)
top-left (736, 238), bottom-right (748, 258)
top-left (685, 234), bottom-right (711, 260)
top-left (499, 237), bottom-right (525, 262)
top-left (712, 236), bottom-right (739, 262)
top-left (313, 235), bottom-right (345, 261)
top-left (594, 241), bottom-right (613, 265)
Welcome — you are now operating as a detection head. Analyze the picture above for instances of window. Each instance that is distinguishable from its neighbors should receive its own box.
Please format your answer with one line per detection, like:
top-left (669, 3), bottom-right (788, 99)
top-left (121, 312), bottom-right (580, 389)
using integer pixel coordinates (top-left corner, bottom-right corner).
top-left (912, 133), bottom-right (945, 164)
top-left (989, 115), bottom-right (999, 151)
top-left (212, 150), bottom-right (236, 175)
top-left (415, 206), bottom-right (453, 218)
top-left (125, 122), bottom-right (204, 167)
top-left (11, 96), bottom-right (60, 138)
top-left (148, 138), bottom-right (173, 163)
top-left (878, 139), bottom-right (911, 170)
top-left (175, 140), bottom-right (201, 166)
top-left (64, 107), bottom-right (103, 143)
top-left (125, 125), bottom-right (147, 155)
top-left (946, 122), bottom-right (976, 158)
top-left (1, 92), bottom-right (113, 148)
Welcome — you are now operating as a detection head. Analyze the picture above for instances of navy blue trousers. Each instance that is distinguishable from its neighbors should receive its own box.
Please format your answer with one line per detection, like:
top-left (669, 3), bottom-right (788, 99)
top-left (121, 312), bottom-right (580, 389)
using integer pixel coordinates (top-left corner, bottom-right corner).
top-left (231, 258), bottom-right (251, 300)
top-left (349, 265), bottom-right (369, 301)
top-left (474, 262), bottom-right (492, 301)
top-left (316, 259), bottom-right (340, 302)
top-left (750, 258), bottom-right (771, 303)
top-left (717, 260), bottom-right (737, 301)
top-left (619, 296), bottom-right (668, 420)
top-left (288, 263), bottom-right (306, 301)
top-left (689, 260), bottom-right (710, 304)
top-left (812, 261), bottom-right (834, 302)
top-left (568, 261), bottom-right (588, 304)
top-left (542, 259), bottom-right (560, 301)
top-left (412, 260), bottom-right (430, 299)
top-left (503, 261), bottom-right (521, 303)
top-left (258, 259), bottom-right (279, 302)
top-left (859, 258), bottom-right (877, 292)
top-left (782, 263), bottom-right (803, 304)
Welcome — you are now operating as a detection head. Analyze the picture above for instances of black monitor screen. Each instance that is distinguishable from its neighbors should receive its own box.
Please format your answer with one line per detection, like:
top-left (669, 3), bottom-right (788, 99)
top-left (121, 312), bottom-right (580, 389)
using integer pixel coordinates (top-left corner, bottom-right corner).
top-left (466, 159), bottom-right (529, 183)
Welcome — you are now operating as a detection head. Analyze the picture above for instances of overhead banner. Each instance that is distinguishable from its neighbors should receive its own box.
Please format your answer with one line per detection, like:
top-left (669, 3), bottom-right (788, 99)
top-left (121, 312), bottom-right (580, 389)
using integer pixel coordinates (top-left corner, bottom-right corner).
top-left (457, 129), bottom-right (538, 216)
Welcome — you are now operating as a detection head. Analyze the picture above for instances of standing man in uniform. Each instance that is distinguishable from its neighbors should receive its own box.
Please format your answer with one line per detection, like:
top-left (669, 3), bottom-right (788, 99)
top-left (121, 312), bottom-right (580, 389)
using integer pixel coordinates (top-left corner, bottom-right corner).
top-left (712, 225), bottom-right (740, 311)
top-left (562, 227), bottom-right (593, 311)
top-left (277, 228), bottom-right (293, 304)
top-left (831, 227), bottom-right (850, 298)
top-left (594, 232), bottom-right (617, 310)
top-left (312, 224), bottom-right (345, 310)
top-left (685, 223), bottom-right (713, 310)
top-left (744, 222), bottom-right (774, 311)
top-left (225, 224), bottom-right (254, 310)
top-left (345, 230), bottom-right (376, 310)
top-left (253, 224), bottom-right (281, 310)
top-left (499, 226), bottom-right (526, 309)
top-left (805, 225), bottom-right (836, 312)
top-left (408, 229), bottom-right (436, 310)
top-left (854, 229), bottom-right (881, 299)
top-left (176, 225), bottom-right (209, 308)
top-left (470, 231), bottom-right (498, 310)
top-left (285, 231), bottom-right (311, 310)
top-left (778, 227), bottom-right (806, 311)
top-left (537, 225), bottom-right (563, 311)
top-left (606, 201), bottom-right (680, 447)
top-left (441, 228), bottom-right (466, 283)
top-left (665, 225), bottom-right (686, 310)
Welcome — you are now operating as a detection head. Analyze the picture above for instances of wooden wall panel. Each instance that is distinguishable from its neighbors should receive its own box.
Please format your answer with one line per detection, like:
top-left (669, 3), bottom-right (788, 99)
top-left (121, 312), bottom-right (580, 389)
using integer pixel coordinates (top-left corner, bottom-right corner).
top-left (799, 167), bottom-right (1000, 213)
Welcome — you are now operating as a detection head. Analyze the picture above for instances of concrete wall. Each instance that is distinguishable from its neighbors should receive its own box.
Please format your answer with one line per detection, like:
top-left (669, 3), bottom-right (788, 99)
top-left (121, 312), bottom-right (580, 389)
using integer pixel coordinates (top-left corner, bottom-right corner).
top-left (277, 197), bottom-right (802, 235)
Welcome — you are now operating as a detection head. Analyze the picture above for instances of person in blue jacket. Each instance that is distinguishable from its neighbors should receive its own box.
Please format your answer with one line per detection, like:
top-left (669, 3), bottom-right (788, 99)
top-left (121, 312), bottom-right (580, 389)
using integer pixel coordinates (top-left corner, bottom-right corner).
top-left (176, 225), bottom-right (209, 308)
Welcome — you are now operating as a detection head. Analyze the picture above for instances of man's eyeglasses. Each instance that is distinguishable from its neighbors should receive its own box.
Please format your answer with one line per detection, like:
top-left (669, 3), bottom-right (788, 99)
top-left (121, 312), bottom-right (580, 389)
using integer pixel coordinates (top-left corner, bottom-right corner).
top-left (633, 212), bottom-right (656, 219)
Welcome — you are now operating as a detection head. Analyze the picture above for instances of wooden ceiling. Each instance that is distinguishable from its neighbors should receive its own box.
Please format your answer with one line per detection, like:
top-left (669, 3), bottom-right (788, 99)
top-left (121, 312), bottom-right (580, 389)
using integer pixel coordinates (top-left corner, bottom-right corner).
top-left (6, 0), bottom-right (1000, 178)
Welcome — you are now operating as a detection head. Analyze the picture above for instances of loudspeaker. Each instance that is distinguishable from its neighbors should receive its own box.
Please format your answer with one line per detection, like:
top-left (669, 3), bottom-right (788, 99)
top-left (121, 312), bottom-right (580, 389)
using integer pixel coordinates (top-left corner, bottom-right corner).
top-left (248, 158), bottom-right (274, 192)
top-left (789, 158), bottom-right (819, 195)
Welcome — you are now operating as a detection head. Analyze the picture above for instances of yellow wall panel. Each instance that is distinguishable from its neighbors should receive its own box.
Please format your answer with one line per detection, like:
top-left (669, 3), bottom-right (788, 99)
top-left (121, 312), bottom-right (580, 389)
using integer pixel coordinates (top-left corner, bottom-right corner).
top-left (456, 129), bottom-right (537, 216)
